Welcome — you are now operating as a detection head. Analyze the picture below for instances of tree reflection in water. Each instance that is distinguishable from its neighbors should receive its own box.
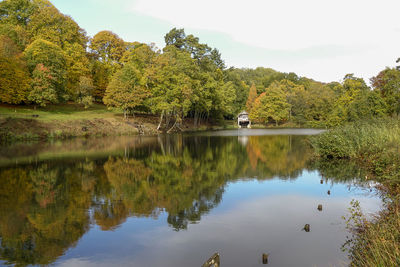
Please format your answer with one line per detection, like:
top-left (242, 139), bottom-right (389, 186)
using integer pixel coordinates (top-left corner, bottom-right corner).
top-left (0, 134), bottom-right (369, 266)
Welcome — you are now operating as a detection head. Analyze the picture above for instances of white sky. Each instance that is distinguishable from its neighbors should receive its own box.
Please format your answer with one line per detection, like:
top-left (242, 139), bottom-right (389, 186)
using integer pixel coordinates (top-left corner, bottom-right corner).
top-left (130, 0), bottom-right (400, 83)
top-left (54, 0), bottom-right (400, 83)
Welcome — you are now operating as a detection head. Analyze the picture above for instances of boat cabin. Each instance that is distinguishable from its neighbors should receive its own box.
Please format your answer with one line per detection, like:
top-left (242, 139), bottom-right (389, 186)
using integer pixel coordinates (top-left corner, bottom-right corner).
top-left (238, 111), bottom-right (251, 128)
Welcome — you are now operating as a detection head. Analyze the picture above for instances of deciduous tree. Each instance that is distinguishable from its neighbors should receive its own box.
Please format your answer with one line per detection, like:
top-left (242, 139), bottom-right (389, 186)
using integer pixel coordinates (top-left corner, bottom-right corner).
top-left (246, 83), bottom-right (257, 112)
top-left (103, 63), bottom-right (150, 118)
top-left (250, 81), bottom-right (290, 125)
top-left (24, 39), bottom-right (67, 99)
top-left (28, 64), bottom-right (58, 107)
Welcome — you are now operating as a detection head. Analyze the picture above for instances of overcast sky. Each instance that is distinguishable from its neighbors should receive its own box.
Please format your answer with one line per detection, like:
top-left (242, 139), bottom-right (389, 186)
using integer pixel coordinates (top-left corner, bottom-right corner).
top-left (52, 0), bottom-right (400, 83)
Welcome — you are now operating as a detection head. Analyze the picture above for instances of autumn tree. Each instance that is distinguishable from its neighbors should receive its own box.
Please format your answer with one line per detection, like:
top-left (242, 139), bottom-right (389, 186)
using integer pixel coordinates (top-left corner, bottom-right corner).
top-left (90, 31), bottom-right (125, 63)
top-left (24, 39), bottom-right (67, 100)
top-left (89, 31), bottom-right (125, 101)
top-left (245, 83), bottom-right (258, 112)
top-left (103, 63), bottom-right (150, 118)
top-left (250, 81), bottom-right (291, 126)
top-left (27, 0), bottom-right (87, 49)
top-left (28, 64), bottom-right (58, 107)
top-left (64, 42), bottom-right (90, 97)
top-left (0, 35), bottom-right (30, 104)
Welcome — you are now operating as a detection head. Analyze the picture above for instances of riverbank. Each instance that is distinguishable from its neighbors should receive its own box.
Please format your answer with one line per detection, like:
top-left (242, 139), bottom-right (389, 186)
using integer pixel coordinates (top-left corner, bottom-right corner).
top-left (0, 104), bottom-right (237, 142)
top-left (0, 103), bottom-right (326, 142)
top-left (310, 118), bottom-right (400, 266)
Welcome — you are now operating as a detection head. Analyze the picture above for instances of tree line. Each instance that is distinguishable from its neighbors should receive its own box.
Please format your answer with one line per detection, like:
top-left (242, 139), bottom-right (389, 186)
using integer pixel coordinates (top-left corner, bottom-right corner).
top-left (1, 0), bottom-right (399, 128)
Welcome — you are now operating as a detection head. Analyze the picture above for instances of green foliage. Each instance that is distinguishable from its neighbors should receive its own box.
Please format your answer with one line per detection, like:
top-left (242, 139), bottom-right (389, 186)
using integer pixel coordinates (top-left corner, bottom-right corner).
top-left (0, 23), bottom-right (29, 50)
top-left (0, 0), bottom-right (37, 27)
top-left (77, 76), bottom-right (94, 108)
top-left (28, 64), bottom-right (58, 106)
top-left (311, 119), bottom-right (400, 159)
top-left (342, 199), bottom-right (400, 267)
top-left (90, 60), bottom-right (115, 101)
top-left (90, 30), bottom-right (125, 63)
top-left (64, 42), bottom-right (90, 96)
top-left (28, 0), bottom-right (87, 48)
top-left (149, 46), bottom-right (196, 119)
top-left (250, 81), bottom-right (291, 125)
top-left (104, 63), bottom-right (150, 115)
top-left (224, 68), bottom-right (249, 116)
top-left (371, 68), bottom-right (400, 116)
top-left (0, 0), bottom-right (398, 128)
top-left (326, 74), bottom-right (378, 126)
top-left (24, 39), bottom-right (67, 99)
top-left (0, 35), bottom-right (30, 104)
top-left (0, 56), bottom-right (30, 104)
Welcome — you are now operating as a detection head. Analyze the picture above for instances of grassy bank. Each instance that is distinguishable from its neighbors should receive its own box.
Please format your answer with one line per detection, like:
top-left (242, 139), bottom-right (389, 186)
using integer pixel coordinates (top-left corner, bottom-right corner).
top-left (0, 104), bottom-right (237, 142)
top-left (0, 103), bottom-right (147, 141)
top-left (310, 119), bottom-right (400, 266)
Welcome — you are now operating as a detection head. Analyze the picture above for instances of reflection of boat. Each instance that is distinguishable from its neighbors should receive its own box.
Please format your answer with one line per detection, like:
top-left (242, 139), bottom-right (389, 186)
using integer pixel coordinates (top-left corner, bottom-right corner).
top-left (238, 111), bottom-right (251, 128)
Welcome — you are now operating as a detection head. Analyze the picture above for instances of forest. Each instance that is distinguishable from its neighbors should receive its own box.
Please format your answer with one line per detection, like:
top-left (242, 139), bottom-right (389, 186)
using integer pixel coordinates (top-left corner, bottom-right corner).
top-left (1, 0), bottom-right (399, 129)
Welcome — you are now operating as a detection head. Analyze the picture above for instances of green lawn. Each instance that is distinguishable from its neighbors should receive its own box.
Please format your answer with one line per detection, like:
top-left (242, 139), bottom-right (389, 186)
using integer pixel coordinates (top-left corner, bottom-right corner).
top-left (0, 103), bottom-right (121, 121)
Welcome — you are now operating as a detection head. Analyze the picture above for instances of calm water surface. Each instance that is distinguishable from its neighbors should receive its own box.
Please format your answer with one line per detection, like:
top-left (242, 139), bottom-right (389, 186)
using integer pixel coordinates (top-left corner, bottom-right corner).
top-left (0, 129), bottom-right (381, 267)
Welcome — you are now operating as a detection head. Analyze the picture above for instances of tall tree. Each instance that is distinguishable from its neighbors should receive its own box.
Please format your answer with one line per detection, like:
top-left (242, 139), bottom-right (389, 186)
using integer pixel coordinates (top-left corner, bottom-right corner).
top-left (27, 0), bottom-right (87, 49)
top-left (245, 83), bottom-right (258, 112)
top-left (328, 74), bottom-right (371, 125)
top-left (371, 68), bottom-right (400, 116)
top-left (164, 28), bottom-right (185, 49)
top-left (90, 31), bottom-right (125, 64)
top-left (279, 79), bottom-right (305, 121)
top-left (150, 46), bottom-right (197, 129)
top-left (24, 39), bottom-right (67, 100)
top-left (103, 63), bottom-right (150, 118)
top-left (64, 42), bottom-right (90, 97)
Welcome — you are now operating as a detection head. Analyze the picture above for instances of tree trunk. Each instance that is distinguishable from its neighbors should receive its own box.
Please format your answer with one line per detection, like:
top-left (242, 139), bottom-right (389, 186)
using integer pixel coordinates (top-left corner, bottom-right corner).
top-left (194, 109), bottom-right (198, 128)
top-left (165, 112), bottom-right (171, 129)
top-left (157, 111), bottom-right (164, 131)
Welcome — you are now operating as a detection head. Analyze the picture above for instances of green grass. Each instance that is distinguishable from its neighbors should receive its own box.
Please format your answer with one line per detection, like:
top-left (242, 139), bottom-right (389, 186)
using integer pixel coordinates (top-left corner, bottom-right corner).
top-left (0, 103), bottom-right (120, 121)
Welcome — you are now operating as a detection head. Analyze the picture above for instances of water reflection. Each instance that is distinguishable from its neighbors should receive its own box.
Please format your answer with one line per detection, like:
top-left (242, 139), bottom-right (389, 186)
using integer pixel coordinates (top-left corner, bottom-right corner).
top-left (0, 132), bottom-right (379, 266)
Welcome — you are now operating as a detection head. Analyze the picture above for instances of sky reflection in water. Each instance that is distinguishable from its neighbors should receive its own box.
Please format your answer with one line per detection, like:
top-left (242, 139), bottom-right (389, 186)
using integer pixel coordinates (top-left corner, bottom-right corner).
top-left (0, 130), bottom-right (381, 267)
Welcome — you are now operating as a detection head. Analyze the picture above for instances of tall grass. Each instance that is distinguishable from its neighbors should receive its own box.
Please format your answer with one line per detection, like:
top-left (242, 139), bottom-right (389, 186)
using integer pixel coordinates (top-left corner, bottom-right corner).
top-left (311, 119), bottom-right (400, 184)
top-left (311, 118), bottom-right (400, 266)
top-left (311, 119), bottom-right (400, 159)
top-left (343, 199), bottom-right (400, 267)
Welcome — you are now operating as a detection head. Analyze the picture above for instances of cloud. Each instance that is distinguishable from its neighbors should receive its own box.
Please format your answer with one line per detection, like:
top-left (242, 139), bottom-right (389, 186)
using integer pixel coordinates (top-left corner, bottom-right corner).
top-left (53, 0), bottom-right (400, 83)
top-left (131, 0), bottom-right (399, 50)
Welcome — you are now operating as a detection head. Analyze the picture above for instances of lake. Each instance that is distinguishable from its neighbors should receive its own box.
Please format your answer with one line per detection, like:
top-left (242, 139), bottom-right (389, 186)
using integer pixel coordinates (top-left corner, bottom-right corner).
top-left (0, 129), bottom-right (381, 267)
